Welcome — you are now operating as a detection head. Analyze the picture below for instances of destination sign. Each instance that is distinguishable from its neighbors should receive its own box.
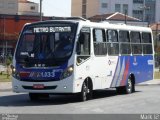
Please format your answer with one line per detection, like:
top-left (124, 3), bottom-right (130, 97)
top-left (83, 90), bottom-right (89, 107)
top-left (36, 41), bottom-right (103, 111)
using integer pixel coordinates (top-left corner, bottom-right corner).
top-left (33, 27), bottom-right (71, 33)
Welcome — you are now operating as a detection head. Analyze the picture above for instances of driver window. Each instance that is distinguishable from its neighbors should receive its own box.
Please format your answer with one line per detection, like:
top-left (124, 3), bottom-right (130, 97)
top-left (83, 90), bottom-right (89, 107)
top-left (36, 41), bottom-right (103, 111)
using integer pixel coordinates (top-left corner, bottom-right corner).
top-left (77, 27), bottom-right (90, 55)
top-left (77, 27), bottom-right (91, 64)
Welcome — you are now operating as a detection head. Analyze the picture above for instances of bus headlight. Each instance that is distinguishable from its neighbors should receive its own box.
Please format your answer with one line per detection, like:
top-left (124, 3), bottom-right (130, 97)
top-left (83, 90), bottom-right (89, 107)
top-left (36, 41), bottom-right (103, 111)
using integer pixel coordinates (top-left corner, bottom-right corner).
top-left (61, 65), bottom-right (74, 80)
top-left (11, 66), bottom-right (20, 80)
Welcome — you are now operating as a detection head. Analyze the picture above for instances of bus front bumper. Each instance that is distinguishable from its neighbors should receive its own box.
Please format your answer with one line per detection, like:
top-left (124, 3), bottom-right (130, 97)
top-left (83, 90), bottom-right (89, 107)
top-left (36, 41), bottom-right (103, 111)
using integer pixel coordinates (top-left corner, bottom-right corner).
top-left (12, 77), bottom-right (78, 94)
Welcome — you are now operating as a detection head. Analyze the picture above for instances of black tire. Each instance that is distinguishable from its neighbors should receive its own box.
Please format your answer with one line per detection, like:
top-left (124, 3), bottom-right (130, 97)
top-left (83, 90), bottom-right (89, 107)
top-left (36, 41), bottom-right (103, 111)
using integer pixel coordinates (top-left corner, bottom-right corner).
top-left (80, 81), bottom-right (93, 102)
top-left (116, 77), bottom-right (135, 94)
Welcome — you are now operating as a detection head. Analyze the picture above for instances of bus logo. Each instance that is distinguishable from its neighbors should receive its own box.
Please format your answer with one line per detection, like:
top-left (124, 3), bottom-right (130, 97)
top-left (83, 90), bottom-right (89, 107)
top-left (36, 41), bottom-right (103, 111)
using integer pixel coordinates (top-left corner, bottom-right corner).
top-left (133, 57), bottom-right (138, 66)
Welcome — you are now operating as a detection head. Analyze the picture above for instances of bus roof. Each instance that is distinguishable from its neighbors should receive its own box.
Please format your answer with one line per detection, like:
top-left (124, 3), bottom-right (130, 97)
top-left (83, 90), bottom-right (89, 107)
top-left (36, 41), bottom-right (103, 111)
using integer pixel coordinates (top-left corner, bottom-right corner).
top-left (25, 18), bottom-right (152, 33)
top-left (77, 20), bottom-right (152, 32)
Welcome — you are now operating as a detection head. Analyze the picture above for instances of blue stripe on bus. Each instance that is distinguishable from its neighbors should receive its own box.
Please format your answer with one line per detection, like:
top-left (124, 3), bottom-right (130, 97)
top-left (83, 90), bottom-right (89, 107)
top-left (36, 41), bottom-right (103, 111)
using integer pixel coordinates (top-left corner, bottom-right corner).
top-left (16, 62), bottom-right (68, 81)
top-left (110, 55), bottom-right (153, 87)
top-left (110, 58), bottom-right (120, 87)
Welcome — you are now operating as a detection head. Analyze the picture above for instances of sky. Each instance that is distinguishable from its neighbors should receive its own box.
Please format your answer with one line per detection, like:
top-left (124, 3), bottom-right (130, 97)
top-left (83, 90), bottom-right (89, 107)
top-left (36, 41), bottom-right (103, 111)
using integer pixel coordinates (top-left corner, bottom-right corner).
top-left (29, 0), bottom-right (71, 17)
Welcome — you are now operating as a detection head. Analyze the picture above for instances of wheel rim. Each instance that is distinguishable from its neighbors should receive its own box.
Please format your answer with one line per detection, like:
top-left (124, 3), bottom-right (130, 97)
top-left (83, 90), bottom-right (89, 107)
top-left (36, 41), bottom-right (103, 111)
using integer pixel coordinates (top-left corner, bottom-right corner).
top-left (127, 78), bottom-right (132, 93)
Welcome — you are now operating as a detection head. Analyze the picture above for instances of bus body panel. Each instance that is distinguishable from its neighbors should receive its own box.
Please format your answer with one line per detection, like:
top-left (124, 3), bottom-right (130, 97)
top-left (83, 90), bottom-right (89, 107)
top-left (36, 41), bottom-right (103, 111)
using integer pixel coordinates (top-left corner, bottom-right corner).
top-left (88, 56), bottom-right (119, 89)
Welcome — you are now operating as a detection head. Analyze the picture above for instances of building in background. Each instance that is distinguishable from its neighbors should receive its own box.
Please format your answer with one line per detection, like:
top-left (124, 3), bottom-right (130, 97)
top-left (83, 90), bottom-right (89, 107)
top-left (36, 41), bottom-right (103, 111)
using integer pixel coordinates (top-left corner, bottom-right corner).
top-left (88, 12), bottom-right (148, 27)
top-left (18, 0), bottom-right (39, 16)
top-left (0, 0), bottom-right (40, 63)
top-left (0, 0), bottom-right (18, 15)
top-left (0, 0), bottom-right (39, 16)
top-left (132, 0), bottom-right (156, 23)
top-left (71, 0), bottom-right (160, 23)
top-left (98, 0), bottom-right (132, 17)
top-left (150, 23), bottom-right (160, 50)
top-left (71, 0), bottom-right (99, 18)
top-left (0, 15), bottom-right (52, 63)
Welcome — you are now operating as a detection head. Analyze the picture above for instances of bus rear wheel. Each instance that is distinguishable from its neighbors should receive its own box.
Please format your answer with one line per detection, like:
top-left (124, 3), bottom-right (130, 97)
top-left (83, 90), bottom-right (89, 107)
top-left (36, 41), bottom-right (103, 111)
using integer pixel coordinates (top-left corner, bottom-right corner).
top-left (116, 76), bottom-right (135, 94)
top-left (125, 77), bottom-right (134, 94)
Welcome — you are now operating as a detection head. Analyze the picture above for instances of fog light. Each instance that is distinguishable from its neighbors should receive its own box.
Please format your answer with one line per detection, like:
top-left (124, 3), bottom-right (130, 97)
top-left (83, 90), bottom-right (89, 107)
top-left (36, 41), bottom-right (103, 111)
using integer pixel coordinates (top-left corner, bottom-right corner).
top-left (14, 86), bottom-right (18, 89)
top-left (63, 86), bottom-right (67, 89)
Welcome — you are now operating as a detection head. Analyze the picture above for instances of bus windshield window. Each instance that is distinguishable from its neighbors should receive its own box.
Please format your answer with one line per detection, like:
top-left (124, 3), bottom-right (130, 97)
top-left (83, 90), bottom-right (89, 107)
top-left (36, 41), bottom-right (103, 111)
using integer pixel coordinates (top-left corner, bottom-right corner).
top-left (16, 23), bottom-right (76, 63)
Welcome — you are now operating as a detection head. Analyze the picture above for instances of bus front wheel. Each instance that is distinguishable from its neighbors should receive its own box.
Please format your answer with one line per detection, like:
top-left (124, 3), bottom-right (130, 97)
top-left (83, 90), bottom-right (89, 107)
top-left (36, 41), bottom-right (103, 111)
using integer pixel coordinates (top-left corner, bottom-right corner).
top-left (80, 82), bottom-right (87, 101)
top-left (80, 80), bottom-right (93, 102)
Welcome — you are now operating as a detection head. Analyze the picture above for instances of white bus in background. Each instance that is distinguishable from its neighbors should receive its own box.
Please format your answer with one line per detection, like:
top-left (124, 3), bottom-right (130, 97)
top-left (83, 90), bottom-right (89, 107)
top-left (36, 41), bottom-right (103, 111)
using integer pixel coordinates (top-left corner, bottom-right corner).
top-left (12, 17), bottom-right (154, 101)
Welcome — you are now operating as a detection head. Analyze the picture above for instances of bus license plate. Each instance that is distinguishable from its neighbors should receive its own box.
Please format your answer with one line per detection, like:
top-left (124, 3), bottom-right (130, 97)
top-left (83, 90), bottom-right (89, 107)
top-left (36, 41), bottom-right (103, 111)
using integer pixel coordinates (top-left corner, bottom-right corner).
top-left (33, 84), bottom-right (44, 89)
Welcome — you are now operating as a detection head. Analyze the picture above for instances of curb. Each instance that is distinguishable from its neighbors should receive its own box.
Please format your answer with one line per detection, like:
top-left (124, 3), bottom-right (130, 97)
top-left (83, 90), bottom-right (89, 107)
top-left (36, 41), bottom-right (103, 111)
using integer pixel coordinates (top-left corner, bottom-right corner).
top-left (0, 82), bottom-right (12, 92)
top-left (137, 83), bottom-right (160, 86)
top-left (0, 89), bottom-right (12, 92)
top-left (137, 79), bottom-right (160, 86)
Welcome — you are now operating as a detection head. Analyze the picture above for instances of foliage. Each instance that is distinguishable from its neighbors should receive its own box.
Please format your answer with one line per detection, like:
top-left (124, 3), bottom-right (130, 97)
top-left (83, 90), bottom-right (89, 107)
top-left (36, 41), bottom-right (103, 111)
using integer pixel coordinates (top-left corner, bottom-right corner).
top-left (0, 74), bottom-right (11, 82)
top-left (6, 56), bottom-right (12, 66)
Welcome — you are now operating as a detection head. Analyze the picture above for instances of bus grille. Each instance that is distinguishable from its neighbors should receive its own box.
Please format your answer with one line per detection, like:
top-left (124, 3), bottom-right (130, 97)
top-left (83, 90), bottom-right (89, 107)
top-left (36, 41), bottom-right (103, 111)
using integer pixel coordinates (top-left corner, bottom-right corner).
top-left (20, 79), bottom-right (60, 82)
top-left (22, 85), bottom-right (57, 90)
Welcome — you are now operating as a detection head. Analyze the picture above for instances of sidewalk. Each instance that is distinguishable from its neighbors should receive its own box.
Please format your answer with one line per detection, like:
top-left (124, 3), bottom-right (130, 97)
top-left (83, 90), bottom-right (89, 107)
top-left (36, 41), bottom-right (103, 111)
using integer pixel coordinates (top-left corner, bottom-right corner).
top-left (0, 79), bottom-right (160, 91)
top-left (0, 82), bottom-right (12, 91)
top-left (137, 79), bottom-right (160, 86)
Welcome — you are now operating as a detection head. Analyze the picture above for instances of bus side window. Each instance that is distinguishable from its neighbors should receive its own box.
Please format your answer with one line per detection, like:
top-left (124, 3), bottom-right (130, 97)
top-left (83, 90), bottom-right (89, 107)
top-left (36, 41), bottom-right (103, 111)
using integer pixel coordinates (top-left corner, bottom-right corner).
top-left (107, 30), bottom-right (119, 55)
top-left (130, 31), bottom-right (142, 55)
top-left (119, 30), bottom-right (131, 55)
top-left (142, 32), bottom-right (153, 54)
top-left (93, 28), bottom-right (107, 56)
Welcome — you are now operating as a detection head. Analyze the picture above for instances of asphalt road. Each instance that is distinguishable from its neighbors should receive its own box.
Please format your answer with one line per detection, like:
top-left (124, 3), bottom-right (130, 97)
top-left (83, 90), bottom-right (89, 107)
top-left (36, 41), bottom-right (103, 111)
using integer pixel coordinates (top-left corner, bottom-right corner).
top-left (0, 85), bottom-right (160, 114)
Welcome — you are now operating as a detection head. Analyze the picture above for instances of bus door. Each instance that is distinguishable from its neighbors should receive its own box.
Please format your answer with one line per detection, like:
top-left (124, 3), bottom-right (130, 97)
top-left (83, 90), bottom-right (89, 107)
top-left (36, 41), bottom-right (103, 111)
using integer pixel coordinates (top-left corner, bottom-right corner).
top-left (92, 28), bottom-right (107, 89)
top-left (76, 27), bottom-right (91, 81)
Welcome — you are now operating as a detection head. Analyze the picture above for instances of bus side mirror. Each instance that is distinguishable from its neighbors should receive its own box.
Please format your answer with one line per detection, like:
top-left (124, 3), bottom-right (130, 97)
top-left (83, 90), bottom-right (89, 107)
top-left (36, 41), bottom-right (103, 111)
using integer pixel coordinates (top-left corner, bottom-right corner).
top-left (76, 42), bottom-right (81, 55)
